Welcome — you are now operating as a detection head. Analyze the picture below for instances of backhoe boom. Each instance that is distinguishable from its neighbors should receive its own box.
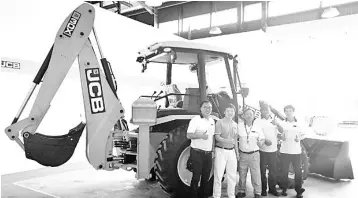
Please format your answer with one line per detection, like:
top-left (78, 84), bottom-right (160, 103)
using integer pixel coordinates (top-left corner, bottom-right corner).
top-left (5, 3), bottom-right (126, 170)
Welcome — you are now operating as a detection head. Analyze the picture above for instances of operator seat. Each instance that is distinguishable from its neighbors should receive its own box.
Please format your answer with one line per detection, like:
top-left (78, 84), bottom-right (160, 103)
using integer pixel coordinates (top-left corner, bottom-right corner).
top-left (164, 84), bottom-right (183, 108)
top-left (182, 88), bottom-right (199, 111)
top-left (209, 91), bottom-right (234, 118)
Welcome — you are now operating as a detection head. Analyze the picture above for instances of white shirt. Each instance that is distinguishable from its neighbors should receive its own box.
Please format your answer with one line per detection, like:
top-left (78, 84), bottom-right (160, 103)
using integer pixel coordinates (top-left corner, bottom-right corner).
top-left (256, 117), bottom-right (278, 152)
top-left (187, 115), bottom-right (215, 152)
top-left (238, 120), bottom-right (265, 152)
top-left (214, 119), bottom-right (238, 148)
top-left (280, 120), bottom-right (305, 154)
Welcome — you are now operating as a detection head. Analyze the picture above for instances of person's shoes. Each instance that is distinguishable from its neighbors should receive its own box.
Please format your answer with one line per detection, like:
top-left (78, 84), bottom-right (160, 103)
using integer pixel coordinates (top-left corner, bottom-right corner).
top-left (296, 188), bottom-right (305, 198)
top-left (254, 194), bottom-right (261, 198)
top-left (236, 192), bottom-right (246, 198)
top-left (261, 191), bottom-right (267, 196)
top-left (268, 190), bottom-right (280, 197)
top-left (281, 189), bottom-right (287, 196)
top-left (296, 193), bottom-right (303, 198)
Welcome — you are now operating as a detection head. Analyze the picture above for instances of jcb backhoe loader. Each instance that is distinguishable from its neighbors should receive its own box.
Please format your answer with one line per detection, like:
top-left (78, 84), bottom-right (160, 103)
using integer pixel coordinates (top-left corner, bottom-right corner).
top-left (5, 3), bottom-right (353, 197)
top-left (4, 3), bottom-right (249, 197)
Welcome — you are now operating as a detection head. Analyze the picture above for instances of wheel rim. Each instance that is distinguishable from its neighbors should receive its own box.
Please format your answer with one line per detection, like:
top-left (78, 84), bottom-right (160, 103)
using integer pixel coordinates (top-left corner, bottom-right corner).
top-left (177, 146), bottom-right (214, 187)
top-left (177, 146), bottom-right (193, 186)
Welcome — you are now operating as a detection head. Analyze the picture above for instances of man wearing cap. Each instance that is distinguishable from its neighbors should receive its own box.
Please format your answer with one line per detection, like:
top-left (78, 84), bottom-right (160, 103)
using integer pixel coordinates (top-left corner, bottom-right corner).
top-left (256, 102), bottom-right (280, 197)
top-left (236, 109), bottom-right (265, 198)
top-left (187, 100), bottom-right (216, 198)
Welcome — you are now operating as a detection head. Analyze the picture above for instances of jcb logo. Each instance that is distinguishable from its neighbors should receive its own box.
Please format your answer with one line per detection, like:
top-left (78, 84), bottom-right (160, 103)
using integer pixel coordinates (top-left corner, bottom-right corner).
top-left (85, 68), bottom-right (106, 114)
top-left (63, 11), bottom-right (81, 37)
top-left (1, 60), bottom-right (20, 69)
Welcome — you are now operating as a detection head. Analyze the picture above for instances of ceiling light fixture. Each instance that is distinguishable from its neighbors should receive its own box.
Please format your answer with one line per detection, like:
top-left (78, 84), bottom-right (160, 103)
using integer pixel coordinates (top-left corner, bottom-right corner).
top-left (209, 26), bottom-right (222, 35)
top-left (145, 1), bottom-right (163, 7)
top-left (209, 2), bottom-right (222, 35)
top-left (321, 7), bottom-right (340, 18)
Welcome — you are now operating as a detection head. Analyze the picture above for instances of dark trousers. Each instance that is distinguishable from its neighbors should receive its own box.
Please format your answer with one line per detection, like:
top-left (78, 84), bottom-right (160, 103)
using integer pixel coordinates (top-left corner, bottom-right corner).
top-left (280, 153), bottom-right (303, 193)
top-left (190, 148), bottom-right (213, 198)
top-left (260, 151), bottom-right (278, 192)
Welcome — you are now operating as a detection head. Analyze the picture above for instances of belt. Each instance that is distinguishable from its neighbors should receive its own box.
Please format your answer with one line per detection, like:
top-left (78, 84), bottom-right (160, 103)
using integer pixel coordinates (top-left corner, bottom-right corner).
top-left (239, 150), bottom-right (259, 154)
top-left (216, 145), bottom-right (235, 150)
top-left (192, 148), bottom-right (212, 154)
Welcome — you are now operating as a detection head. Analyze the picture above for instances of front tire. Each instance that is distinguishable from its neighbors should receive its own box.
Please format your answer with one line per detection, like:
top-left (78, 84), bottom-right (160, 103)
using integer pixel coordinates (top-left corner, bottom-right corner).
top-left (154, 125), bottom-right (214, 197)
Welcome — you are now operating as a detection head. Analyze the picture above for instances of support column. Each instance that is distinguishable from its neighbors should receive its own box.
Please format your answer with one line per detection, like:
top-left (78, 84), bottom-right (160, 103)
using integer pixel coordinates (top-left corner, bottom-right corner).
top-left (237, 1), bottom-right (243, 31)
top-left (262, 1), bottom-right (268, 32)
top-left (178, 6), bottom-right (183, 36)
top-left (154, 8), bottom-right (159, 28)
top-left (197, 53), bottom-right (207, 102)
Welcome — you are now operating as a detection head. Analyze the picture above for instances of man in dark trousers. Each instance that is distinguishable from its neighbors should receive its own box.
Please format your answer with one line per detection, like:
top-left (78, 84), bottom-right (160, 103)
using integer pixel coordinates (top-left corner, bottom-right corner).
top-left (257, 102), bottom-right (280, 196)
top-left (277, 105), bottom-right (306, 198)
top-left (187, 100), bottom-right (216, 198)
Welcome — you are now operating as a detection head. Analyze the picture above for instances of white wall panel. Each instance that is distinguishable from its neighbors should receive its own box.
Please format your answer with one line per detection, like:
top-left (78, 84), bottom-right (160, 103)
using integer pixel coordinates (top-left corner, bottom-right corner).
top-left (197, 14), bottom-right (358, 122)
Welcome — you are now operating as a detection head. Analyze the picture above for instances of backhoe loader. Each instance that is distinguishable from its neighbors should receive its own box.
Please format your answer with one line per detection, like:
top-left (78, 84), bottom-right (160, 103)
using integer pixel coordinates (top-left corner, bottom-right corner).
top-left (5, 3), bottom-right (353, 198)
top-left (4, 2), bottom-right (249, 197)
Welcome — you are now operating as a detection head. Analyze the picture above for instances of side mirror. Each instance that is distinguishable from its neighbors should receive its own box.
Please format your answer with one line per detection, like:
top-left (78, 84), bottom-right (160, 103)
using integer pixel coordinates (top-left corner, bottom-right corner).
top-left (241, 87), bottom-right (249, 98)
top-left (189, 64), bottom-right (198, 73)
top-left (141, 61), bottom-right (147, 73)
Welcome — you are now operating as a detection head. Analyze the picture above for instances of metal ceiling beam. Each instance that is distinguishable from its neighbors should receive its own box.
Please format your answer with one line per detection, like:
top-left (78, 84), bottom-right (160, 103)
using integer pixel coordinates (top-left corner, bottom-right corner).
top-left (123, 1), bottom-right (189, 17)
top-left (178, 1), bottom-right (358, 40)
top-left (101, 2), bottom-right (132, 10)
top-left (137, 1), bottom-right (155, 15)
top-left (120, 1), bottom-right (133, 7)
top-left (103, 3), bottom-right (118, 10)
top-left (113, 1), bottom-right (121, 14)
top-left (86, 1), bottom-right (101, 5)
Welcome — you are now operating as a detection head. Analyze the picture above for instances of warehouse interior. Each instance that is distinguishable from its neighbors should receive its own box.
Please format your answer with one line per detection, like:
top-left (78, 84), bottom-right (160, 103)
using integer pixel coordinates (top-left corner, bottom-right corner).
top-left (1, 1), bottom-right (358, 198)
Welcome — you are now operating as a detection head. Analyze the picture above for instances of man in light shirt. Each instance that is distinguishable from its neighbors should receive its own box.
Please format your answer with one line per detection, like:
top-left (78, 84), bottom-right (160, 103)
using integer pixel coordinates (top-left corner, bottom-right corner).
top-left (237, 109), bottom-right (265, 198)
top-left (277, 105), bottom-right (305, 198)
top-left (187, 100), bottom-right (216, 198)
top-left (213, 103), bottom-right (239, 198)
top-left (257, 104), bottom-right (280, 197)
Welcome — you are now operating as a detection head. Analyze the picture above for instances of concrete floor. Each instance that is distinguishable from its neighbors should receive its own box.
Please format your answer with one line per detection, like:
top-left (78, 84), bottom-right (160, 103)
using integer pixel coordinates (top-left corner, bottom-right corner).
top-left (1, 161), bottom-right (167, 198)
top-left (1, 159), bottom-right (357, 198)
top-left (2, 127), bottom-right (357, 198)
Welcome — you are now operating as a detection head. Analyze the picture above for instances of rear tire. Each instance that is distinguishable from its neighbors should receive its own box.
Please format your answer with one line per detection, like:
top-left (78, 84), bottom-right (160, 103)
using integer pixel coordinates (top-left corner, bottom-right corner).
top-left (153, 125), bottom-right (214, 197)
top-left (145, 168), bottom-right (157, 182)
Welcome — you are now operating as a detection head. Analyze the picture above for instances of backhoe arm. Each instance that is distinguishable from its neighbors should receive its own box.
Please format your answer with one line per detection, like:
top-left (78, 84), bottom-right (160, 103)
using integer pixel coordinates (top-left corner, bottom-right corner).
top-left (4, 3), bottom-right (126, 170)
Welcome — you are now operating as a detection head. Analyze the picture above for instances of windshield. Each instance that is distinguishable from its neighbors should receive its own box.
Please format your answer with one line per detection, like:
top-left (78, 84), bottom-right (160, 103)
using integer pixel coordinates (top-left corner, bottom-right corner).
top-left (171, 64), bottom-right (199, 92)
top-left (206, 59), bottom-right (233, 98)
top-left (140, 62), bottom-right (198, 108)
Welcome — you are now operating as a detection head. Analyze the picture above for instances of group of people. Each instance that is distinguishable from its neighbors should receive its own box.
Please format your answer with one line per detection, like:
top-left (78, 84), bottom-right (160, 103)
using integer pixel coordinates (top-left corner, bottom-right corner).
top-left (186, 100), bottom-right (306, 198)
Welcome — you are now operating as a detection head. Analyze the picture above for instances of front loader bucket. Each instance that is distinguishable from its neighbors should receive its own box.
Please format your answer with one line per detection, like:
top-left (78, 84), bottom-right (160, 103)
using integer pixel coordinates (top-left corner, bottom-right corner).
top-left (304, 138), bottom-right (354, 180)
top-left (23, 122), bottom-right (85, 167)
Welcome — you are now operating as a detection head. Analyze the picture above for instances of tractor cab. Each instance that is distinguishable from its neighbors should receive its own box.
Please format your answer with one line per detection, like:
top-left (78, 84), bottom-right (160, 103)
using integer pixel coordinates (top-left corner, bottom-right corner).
top-left (136, 41), bottom-right (249, 120)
